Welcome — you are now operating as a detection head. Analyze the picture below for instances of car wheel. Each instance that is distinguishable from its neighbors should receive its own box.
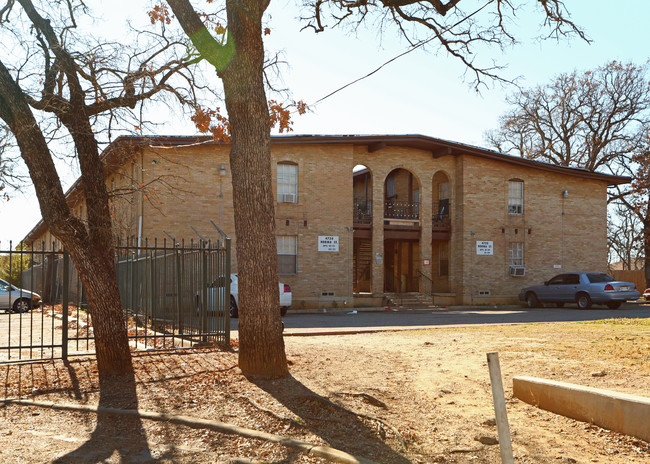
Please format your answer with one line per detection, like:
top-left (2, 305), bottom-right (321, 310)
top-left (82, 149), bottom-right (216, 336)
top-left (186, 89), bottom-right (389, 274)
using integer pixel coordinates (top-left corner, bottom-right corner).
top-left (280, 306), bottom-right (288, 317)
top-left (525, 292), bottom-right (539, 308)
top-left (12, 298), bottom-right (31, 313)
top-left (576, 293), bottom-right (592, 310)
top-left (230, 296), bottom-right (239, 318)
top-left (607, 302), bottom-right (622, 310)
top-left (556, 302), bottom-right (565, 308)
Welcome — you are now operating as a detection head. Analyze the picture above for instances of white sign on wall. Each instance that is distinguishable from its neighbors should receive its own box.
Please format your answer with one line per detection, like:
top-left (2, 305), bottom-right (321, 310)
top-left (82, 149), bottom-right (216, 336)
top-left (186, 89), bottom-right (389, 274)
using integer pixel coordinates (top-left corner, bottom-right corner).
top-left (318, 236), bottom-right (339, 252)
top-left (476, 241), bottom-right (493, 255)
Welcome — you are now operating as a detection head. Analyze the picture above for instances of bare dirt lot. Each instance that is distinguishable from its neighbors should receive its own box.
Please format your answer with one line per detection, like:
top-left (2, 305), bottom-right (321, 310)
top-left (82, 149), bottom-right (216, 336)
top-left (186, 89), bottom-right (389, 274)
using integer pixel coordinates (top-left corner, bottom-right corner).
top-left (1, 318), bottom-right (650, 463)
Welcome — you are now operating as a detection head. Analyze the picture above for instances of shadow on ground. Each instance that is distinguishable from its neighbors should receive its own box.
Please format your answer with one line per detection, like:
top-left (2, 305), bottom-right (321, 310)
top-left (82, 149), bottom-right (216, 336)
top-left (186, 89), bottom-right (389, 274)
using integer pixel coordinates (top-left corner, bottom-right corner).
top-left (251, 374), bottom-right (412, 464)
top-left (52, 364), bottom-right (154, 463)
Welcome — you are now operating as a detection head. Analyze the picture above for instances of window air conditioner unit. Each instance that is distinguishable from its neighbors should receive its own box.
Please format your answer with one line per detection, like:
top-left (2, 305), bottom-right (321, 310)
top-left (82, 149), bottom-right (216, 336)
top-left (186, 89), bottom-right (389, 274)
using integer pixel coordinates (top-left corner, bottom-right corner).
top-left (509, 266), bottom-right (526, 277)
top-left (279, 193), bottom-right (296, 203)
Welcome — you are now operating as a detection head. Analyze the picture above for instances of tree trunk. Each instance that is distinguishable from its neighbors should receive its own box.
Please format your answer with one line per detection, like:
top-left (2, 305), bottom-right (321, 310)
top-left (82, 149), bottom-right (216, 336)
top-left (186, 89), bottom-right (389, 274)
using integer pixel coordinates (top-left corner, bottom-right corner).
top-left (166, 0), bottom-right (289, 378)
top-left (0, 60), bottom-right (133, 376)
top-left (222, 0), bottom-right (288, 377)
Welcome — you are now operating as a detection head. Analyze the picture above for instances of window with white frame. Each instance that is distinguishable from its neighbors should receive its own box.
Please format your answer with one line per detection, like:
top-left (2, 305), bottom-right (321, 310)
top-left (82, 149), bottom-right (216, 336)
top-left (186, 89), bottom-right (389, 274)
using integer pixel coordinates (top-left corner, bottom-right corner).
top-left (508, 242), bottom-right (524, 267)
top-left (508, 180), bottom-right (524, 215)
top-left (277, 236), bottom-right (297, 274)
top-left (277, 163), bottom-right (298, 203)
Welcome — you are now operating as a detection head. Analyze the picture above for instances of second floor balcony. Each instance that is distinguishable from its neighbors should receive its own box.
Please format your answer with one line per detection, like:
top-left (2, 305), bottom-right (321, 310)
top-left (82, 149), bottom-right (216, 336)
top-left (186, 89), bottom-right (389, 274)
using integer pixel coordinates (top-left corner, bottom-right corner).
top-left (354, 201), bottom-right (372, 224)
top-left (432, 199), bottom-right (451, 231)
top-left (384, 200), bottom-right (419, 220)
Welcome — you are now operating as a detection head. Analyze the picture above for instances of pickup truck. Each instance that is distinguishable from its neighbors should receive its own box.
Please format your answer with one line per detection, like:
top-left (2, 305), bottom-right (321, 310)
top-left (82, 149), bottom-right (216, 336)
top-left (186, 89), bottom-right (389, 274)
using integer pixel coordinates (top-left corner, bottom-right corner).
top-left (208, 274), bottom-right (291, 318)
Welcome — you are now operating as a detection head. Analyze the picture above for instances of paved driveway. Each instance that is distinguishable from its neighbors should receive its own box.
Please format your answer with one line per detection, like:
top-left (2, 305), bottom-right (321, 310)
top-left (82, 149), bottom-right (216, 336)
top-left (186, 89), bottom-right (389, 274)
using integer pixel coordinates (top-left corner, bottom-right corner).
top-left (0, 309), bottom-right (63, 362)
top-left (231, 303), bottom-right (650, 335)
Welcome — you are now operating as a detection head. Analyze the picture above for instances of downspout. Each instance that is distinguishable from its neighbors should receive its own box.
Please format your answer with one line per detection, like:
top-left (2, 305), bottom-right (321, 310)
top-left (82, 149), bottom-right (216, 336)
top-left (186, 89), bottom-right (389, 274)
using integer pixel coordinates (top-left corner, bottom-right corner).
top-left (138, 150), bottom-right (144, 249)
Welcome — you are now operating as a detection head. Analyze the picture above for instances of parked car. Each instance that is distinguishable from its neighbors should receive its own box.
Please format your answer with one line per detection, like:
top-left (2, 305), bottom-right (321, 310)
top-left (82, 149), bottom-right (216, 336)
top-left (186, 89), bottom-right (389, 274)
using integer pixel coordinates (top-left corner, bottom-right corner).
top-left (0, 278), bottom-right (42, 313)
top-left (644, 288), bottom-right (650, 302)
top-left (519, 272), bottom-right (640, 309)
top-left (207, 274), bottom-right (291, 318)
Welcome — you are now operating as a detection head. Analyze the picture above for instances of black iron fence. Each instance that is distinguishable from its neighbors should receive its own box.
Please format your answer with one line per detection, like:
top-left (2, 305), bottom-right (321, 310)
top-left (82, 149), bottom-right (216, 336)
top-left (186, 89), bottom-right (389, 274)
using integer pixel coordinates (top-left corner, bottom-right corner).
top-left (432, 199), bottom-right (451, 229)
top-left (0, 238), bottom-right (230, 363)
top-left (353, 200), bottom-right (372, 224)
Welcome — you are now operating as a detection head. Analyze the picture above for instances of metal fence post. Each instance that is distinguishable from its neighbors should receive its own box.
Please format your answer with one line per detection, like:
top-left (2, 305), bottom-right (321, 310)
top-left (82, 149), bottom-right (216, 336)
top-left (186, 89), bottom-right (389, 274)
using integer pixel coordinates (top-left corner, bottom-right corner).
top-left (175, 246), bottom-right (183, 334)
top-left (62, 251), bottom-right (69, 360)
top-left (201, 242), bottom-right (208, 342)
top-left (225, 237), bottom-right (231, 344)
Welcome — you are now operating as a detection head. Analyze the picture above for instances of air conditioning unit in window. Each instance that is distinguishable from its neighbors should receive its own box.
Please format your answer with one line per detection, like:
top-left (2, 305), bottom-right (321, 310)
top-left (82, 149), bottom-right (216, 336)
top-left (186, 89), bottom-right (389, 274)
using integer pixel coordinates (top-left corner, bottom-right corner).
top-left (509, 266), bottom-right (526, 277)
top-left (279, 193), bottom-right (297, 203)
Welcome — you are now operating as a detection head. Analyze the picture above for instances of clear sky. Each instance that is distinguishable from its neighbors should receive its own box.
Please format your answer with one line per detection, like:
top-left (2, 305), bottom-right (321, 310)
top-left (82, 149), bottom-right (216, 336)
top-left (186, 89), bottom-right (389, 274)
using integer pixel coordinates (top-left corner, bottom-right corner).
top-left (1, 0), bottom-right (649, 246)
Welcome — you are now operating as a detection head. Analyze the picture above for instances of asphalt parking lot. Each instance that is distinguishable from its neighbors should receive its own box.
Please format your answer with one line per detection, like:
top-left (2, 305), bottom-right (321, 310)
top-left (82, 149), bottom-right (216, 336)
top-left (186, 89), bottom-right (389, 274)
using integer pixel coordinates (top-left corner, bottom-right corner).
top-left (231, 302), bottom-right (650, 335)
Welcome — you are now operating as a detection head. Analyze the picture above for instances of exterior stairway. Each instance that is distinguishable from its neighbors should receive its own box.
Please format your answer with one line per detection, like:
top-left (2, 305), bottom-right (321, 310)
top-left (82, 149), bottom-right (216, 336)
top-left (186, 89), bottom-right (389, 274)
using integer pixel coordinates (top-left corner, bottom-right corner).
top-left (384, 292), bottom-right (437, 310)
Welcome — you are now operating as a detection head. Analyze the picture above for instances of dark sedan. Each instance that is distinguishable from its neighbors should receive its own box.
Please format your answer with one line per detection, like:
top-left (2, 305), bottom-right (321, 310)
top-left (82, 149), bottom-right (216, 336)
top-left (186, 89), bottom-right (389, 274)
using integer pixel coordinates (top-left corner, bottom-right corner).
top-left (519, 272), bottom-right (640, 309)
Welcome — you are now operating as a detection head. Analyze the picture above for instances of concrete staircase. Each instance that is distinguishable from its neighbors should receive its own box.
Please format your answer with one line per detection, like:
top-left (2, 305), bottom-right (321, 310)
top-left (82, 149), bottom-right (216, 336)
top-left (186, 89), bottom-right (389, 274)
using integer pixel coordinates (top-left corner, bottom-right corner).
top-left (385, 292), bottom-right (437, 310)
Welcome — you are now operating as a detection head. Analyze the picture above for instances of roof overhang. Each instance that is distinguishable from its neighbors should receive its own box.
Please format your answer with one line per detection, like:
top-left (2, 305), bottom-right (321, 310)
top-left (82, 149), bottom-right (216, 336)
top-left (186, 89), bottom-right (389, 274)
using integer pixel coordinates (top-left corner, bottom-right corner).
top-left (22, 133), bottom-right (630, 243)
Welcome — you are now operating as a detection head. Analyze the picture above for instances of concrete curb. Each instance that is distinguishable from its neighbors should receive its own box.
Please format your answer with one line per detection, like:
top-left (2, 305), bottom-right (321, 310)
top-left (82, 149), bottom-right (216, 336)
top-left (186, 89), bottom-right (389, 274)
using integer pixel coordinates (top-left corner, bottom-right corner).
top-left (1, 398), bottom-right (378, 464)
top-left (513, 376), bottom-right (650, 442)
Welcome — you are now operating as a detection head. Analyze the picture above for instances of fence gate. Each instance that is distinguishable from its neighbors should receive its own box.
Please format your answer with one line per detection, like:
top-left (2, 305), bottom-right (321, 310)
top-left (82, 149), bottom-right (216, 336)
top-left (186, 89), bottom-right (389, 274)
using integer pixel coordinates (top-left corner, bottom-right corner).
top-left (0, 238), bottom-right (230, 364)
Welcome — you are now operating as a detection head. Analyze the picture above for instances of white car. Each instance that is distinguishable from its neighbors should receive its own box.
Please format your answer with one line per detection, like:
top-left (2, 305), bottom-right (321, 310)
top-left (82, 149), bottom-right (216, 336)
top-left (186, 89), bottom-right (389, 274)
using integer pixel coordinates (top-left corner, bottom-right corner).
top-left (207, 274), bottom-right (291, 318)
top-left (0, 278), bottom-right (42, 313)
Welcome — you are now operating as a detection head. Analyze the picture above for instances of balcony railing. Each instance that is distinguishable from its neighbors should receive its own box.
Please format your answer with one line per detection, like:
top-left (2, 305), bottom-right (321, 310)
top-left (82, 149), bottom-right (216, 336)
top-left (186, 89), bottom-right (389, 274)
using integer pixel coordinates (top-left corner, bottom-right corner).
top-left (353, 201), bottom-right (372, 224)
top-left (432, 200), bottom-right (451, 230)
top-left (384, 201), bottom-right (419, 220)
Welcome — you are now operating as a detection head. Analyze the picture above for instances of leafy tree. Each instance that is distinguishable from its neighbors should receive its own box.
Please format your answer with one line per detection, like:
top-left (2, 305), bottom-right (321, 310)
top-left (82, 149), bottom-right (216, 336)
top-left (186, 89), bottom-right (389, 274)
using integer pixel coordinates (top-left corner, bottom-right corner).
top-left (163, 0), bottom-right (585, 378)
top-left (0, 0), bottom-right (200, 376)
top-left (0, 243), bottom-right (31, 286)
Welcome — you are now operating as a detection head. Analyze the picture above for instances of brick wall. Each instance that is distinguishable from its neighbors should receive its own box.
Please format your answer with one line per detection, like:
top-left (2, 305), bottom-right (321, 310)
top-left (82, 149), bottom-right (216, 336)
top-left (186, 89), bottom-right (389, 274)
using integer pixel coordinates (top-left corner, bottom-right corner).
top-left (26, 138), bottom-right (612, 307)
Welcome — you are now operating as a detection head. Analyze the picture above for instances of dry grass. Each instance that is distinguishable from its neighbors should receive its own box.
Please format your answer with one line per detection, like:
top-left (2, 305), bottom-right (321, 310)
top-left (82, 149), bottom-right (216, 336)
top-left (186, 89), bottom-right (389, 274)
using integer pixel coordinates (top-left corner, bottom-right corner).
top-left (1, 319), bottom-right (649, 463)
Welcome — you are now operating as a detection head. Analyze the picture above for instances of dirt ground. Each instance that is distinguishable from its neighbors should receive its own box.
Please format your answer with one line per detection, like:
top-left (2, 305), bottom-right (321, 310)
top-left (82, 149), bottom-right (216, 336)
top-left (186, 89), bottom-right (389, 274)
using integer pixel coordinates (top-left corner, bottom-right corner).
top-left (1, 318), bottom-right (650, 463)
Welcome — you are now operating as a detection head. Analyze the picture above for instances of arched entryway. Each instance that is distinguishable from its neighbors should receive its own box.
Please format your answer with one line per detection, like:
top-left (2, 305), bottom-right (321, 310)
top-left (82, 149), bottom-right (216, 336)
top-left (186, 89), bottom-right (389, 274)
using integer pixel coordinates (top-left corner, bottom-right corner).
top-left (384, 168), bottom-right (420, 293)
top-left (353, 165), bottom-right (372, 293)
top-left (432, 171), bottom-right (451, 292)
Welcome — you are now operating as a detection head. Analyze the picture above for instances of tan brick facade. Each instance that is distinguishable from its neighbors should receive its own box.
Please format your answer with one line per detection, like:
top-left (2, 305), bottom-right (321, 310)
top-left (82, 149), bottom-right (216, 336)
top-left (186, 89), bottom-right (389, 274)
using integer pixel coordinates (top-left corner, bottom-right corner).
top-left (24, 135), bottom-right (623, 308)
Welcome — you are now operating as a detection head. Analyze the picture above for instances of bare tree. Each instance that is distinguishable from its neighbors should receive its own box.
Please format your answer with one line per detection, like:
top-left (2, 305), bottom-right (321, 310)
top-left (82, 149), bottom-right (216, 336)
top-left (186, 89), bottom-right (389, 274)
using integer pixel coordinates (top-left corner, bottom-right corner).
top-left (0, 0), bottom-right (201, 376)
top-left (608, 203), bottom-right (643, 270)
top-left (487, 60), bottom-right (650, 281)
top-left (163, 0), bottom-right (585, 378)
top-left (626, 140), bottom-right (650, 283)
top-left (0, 125), bottom-right (24, 202)
top-left (486, 61), bottom-right (650, 173)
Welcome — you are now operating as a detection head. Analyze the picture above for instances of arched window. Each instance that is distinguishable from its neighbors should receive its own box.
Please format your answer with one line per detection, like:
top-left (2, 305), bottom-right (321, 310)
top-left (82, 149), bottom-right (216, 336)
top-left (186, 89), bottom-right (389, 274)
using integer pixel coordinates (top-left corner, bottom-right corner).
top-left (508, 179), bottom-right (524, 215)
top-left (277, 162), bottom-right (298, 203)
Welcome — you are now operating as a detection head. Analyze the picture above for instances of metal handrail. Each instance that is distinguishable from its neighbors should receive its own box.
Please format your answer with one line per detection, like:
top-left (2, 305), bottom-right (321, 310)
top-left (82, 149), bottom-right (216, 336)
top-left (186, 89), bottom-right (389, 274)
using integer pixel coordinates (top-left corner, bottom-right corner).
top-left (384, 200), bottom-right (420, 220)
top-left (353, 201), bottom-right (372, 224)
top-left (416, 269), bottom-right (433, 297)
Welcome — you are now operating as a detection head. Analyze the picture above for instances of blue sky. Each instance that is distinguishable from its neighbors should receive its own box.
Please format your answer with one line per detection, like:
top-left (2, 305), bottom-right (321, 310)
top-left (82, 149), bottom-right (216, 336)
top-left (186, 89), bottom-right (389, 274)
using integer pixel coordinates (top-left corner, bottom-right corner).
top-left (1, 0), bottom-right (649, 245)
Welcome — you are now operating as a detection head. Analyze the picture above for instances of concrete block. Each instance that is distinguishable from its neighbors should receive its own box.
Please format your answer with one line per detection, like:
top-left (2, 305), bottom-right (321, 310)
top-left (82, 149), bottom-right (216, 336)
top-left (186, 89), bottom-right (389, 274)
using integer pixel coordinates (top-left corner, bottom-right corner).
top-left (513, 376), bottom-right (650, 442)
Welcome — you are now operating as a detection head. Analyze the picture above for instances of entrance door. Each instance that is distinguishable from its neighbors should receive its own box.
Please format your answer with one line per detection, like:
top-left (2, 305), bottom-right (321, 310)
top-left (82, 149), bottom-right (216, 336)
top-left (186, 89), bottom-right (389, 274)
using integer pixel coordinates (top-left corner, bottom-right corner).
top-left (384, 239), bottom-right (419, 293)
top-left (353, 239), bottom-right (372, 293)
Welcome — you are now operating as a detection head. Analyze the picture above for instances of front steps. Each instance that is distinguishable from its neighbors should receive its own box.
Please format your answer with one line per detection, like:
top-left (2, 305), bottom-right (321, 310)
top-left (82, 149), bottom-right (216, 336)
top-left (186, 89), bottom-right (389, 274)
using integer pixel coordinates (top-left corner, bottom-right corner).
top-left (385, 292), bottom-right (437, 310)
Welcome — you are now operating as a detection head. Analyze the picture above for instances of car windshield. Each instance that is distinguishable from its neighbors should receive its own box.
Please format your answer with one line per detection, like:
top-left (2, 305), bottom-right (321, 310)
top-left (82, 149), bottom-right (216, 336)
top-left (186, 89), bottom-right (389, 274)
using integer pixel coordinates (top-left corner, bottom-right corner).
top-left (586, 273), bottom-right (614, 283)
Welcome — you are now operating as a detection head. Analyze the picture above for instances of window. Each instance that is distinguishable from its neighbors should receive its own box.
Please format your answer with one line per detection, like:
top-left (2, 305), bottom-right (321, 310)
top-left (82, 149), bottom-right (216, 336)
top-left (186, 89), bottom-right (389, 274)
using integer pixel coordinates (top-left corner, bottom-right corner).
top-left (386, 176), bottom-right (396, 198)
top-left (565, 274), bottom-right (580, 285)
top-left (439, 182), bottom-right (450, 201)
top-left (508, 242), bottom-right (524, 267)
top-left (277, 236), bottom-right (297, 274)
top-left (587, 273), bottom-right (614, 283)
top-left (277, 163), bottom-right (298, 203)
top-left (508, 180), bottom-right (524, 214)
